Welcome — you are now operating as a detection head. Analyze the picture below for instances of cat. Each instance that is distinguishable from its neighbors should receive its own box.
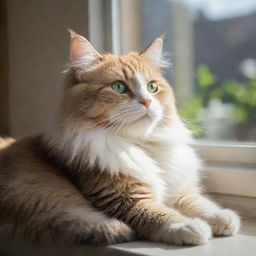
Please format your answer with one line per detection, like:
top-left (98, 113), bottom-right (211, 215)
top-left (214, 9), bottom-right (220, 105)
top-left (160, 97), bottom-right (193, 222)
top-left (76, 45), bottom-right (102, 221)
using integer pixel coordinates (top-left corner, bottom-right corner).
top-left (0, 30), bottom-right (240, 247)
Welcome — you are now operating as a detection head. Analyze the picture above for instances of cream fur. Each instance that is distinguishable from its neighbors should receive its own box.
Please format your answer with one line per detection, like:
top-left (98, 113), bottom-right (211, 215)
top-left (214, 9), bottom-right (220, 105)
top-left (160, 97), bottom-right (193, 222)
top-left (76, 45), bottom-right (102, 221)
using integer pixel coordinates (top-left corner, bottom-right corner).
top-left (46, 115), bottom-right (200, 206)
top-left (44, 52), bottom-right (240, 245)
top-left (142, 36), bottom-right (170, 68)
top-left (45, 70), bottom-right (201, 205)
top-left (152, 218), bottom-right (212, 245)
top-left (0, 33), bottom-right (241, 246)
top-left (47, 127), bottom-right (166, 203)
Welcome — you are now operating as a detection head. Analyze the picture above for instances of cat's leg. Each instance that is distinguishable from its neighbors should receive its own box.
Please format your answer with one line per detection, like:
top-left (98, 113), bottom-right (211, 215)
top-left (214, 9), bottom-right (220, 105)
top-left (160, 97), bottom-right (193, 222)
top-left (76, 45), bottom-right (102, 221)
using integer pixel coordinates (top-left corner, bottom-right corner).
top-left (173, 186), bottom-right (240, 236)
top-left (0, 174), bottom-right (133, 246)
top-left (131, 201), bottom-right (212, 245)
top-left (77, 172), bottom-right (212, 246)
top-left (0, 136), bottom-right (133, 246)
top-left (1, 207), bottom-right (133, 246)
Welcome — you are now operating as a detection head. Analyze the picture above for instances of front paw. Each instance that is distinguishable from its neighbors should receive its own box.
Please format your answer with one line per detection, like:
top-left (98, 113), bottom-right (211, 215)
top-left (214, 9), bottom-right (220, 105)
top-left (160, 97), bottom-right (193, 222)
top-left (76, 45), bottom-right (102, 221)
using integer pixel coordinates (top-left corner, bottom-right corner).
top-left (205, 209), bottom-right (240, 236)
top-left (156, 218), bottom-right (212, 245)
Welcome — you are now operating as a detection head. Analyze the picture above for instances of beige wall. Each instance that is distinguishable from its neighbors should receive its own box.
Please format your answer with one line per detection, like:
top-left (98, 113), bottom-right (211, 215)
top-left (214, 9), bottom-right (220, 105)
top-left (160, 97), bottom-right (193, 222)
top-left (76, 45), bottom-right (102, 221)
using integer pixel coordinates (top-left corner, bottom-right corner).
top-left (121, 0), bottom-right (142, 54)
top-left (171, 2), bottom-right (194, 105)
top-left (0, 0), bottom-right (9, 135)
top-left (5, 0), bottom-right (89, 137)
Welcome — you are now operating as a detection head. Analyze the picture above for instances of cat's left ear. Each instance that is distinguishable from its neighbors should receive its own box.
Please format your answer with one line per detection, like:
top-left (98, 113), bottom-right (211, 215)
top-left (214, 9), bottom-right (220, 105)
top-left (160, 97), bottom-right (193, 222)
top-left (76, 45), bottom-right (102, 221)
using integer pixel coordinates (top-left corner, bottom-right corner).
top-left (68, 29), bottom-right (103, 78)
top-left (140, 34), bottom-right (168, 68)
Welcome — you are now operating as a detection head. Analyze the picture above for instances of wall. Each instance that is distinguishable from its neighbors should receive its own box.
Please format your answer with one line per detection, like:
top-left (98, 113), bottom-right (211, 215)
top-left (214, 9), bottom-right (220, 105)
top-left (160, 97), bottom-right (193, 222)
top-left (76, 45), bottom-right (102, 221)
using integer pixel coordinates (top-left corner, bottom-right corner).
top-left (5, 0), bottom-right (89, 137)
top-left (121, 0), bottom-right (142, 54)
top-left (0, 0), bottom-right (9, 135)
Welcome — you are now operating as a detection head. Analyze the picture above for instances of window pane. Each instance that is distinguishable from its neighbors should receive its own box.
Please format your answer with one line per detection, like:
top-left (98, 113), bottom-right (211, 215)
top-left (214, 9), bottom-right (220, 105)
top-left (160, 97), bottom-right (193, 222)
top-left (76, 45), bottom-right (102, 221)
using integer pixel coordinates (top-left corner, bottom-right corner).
top-left (120, 0), bottom-right (256, 142)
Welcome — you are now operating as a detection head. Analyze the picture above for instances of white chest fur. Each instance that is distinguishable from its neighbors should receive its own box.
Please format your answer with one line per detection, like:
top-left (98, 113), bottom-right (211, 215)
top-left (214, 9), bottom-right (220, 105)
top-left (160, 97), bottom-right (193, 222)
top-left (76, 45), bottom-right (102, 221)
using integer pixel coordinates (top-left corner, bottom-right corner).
top-left (141, 124), bottom-right (201, 203)
top-left (142, 142), bottom-right (200, 201)
top-left (49, 124), bottom-right (201, 204)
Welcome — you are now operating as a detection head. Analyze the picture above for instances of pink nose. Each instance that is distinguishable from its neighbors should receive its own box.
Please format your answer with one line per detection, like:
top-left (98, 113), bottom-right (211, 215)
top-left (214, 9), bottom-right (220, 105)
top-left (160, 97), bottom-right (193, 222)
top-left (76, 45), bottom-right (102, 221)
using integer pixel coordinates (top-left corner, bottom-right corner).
top-left (139, 99), bottom-right (152, 108)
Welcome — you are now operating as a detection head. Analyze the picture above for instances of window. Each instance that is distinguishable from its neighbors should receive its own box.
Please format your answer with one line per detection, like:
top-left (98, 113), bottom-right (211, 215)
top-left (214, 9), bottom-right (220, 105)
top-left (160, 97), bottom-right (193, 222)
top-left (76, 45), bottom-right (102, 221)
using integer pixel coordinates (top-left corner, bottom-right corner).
top-left (120, 0), bottom-right (256, 142)
top-left (87, 0), bottom-right (256, 198)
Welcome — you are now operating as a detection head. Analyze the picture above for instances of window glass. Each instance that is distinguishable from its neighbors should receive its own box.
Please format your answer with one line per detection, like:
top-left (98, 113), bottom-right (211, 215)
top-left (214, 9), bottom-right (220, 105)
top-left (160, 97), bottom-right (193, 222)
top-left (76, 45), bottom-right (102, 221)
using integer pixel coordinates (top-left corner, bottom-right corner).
top-left (120, 0), bottom-right (256, 142)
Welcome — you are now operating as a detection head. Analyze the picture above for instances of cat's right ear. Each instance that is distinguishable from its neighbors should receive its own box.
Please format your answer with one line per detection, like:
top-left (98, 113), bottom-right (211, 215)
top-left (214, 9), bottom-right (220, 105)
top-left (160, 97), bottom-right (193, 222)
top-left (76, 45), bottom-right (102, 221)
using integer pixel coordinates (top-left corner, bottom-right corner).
top-left (68, 29), bottom-right (103, 78)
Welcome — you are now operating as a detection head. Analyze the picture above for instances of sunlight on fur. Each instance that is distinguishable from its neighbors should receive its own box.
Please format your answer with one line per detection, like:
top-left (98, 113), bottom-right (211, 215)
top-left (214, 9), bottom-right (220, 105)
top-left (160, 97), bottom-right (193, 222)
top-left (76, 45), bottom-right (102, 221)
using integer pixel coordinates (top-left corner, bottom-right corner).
top-left (0, 30), bottom-right (240, 247)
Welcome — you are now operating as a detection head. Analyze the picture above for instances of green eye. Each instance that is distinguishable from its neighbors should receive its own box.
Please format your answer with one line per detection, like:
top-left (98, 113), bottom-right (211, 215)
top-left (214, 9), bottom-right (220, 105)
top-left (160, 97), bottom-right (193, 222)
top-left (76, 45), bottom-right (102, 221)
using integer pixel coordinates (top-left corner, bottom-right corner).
top-left (147, 82), bottom-right (158, 93)
top-left (111, 81), bottom-right (127, 94)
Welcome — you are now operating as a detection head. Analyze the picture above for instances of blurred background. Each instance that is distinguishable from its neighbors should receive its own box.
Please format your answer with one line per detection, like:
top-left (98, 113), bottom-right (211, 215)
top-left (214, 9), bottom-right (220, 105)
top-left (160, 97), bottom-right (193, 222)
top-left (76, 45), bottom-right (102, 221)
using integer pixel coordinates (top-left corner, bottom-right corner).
top-left (121, 0), bottom-right (256, 143)
top-left (0, 0), bottom-right (256, 143)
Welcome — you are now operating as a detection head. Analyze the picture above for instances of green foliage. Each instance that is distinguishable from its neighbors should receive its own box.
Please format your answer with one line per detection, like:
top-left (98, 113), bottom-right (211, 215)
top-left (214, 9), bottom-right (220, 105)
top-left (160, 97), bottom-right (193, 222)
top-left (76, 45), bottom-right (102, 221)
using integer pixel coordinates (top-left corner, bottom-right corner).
top-left (210, 78), bottom-right (256, 125)
top-left (234, 107), bottom-right (247, 123)
top-left (179, 64), bottom-right (256, 137)
top-left (179, 97), bottom-right (203, 120)
top-left (197, 64), bottom-right (216, 88)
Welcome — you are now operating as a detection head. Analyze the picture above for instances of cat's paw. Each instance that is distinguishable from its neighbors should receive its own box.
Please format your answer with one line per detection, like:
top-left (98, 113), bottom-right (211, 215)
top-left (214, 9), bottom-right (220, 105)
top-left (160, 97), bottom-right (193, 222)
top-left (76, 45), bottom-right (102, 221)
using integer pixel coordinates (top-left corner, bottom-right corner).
top-left (156, 218), bottom-right (212, 245)
top-left (105, 219), bottom-right (135, 244)
top-left (205, 209), bottom-right (240, 236)
top-left (91, 219), bottom-right (134, 245)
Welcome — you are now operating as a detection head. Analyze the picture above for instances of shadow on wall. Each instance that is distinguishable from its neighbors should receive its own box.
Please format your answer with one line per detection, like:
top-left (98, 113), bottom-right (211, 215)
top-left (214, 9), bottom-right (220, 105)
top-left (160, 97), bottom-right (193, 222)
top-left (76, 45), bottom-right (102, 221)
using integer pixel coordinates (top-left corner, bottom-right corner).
top-left (2, 0), bottom-right (89, 138)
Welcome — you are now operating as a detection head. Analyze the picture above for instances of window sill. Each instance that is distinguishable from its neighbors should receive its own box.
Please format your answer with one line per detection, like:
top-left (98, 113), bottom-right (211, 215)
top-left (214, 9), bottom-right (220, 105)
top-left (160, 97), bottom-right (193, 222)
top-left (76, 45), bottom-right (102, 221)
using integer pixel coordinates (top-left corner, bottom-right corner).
top-left (203, 165), bottom-right (256, 198)
top-left (193, 141), bottom-right (256, 167)
top-left (111, 221), bottom-right (256, 256)
top-left (1, 217), bottom-right (255, 256)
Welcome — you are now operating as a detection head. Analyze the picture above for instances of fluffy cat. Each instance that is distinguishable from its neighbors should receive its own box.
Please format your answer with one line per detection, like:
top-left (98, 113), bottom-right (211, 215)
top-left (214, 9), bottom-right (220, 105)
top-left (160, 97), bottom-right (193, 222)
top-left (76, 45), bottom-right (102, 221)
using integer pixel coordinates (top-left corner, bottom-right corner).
top-left (0, 30), bottom-right (240, 246)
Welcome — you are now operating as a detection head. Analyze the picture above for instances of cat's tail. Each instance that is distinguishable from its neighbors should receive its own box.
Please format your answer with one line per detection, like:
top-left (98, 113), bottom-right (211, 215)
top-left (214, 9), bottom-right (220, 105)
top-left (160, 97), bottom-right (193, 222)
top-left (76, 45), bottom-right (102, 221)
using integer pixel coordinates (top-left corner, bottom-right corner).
top-left (0, 137), bottom-right (15, 150)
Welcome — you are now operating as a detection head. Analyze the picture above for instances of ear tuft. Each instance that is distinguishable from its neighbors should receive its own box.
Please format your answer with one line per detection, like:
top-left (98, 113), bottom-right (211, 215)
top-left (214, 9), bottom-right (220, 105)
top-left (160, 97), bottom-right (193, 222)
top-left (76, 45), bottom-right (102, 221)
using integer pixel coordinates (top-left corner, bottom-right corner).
top-left (68, 29), bottom-right (102, 79)
top-left (67, 28), bottom-right (78, 39)
top-left (140, 34), bottom-right (169, 69)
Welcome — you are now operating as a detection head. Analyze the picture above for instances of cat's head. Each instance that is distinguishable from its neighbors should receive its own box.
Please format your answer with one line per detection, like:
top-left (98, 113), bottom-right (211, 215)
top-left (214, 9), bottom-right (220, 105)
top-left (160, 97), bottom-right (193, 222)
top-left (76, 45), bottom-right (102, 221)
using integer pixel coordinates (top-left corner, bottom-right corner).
top-left (61, 30), bottom-right (178, 139)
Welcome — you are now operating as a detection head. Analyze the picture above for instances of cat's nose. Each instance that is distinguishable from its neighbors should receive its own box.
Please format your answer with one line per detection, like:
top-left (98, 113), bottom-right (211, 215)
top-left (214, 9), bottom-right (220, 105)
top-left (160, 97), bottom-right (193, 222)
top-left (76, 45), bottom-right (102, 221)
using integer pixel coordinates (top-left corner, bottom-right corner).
top-left (139, 98), bottom-right (152, 108)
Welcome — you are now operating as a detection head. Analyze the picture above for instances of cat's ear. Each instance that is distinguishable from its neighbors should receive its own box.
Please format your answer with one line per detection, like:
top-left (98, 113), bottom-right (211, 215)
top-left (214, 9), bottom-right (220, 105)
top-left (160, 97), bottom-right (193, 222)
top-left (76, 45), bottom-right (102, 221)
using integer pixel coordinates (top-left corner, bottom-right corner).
top-left (68, 29), bottom-right (103, 77)
top-left (140, 34), bottom-right (168, 68)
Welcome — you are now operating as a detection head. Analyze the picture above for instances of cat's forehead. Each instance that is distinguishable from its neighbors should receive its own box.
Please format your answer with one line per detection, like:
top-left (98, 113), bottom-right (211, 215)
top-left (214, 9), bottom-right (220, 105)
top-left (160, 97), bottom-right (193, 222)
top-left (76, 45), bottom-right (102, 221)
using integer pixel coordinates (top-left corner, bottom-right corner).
top-left (102, 53), bottom-right (156, 82)
top-left (77, 52), bottom-right (165, 89)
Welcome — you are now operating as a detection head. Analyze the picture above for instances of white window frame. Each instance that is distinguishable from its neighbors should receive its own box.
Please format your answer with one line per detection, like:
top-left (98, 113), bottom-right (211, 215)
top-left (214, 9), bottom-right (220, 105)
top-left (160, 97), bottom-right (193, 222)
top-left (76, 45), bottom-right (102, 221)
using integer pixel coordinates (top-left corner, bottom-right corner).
top-left (194, 142), bottom-right (256, 197)
top-left (194, 141), bottom-right (256, 167)
top-left (87, 0), bottom-right (121, 55)
top-left (86, 0), bottom-right (256, 199)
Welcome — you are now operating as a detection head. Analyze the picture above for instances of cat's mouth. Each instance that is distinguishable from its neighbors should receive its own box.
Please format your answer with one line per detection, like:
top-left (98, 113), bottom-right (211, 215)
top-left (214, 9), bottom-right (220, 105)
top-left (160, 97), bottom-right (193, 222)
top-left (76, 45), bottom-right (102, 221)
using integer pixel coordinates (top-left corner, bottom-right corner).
top-left (109, 107), bottom-right (159, 129)
top-left (119, 111), bottom-right (150, 126)
top-left (133, 112), bottom-right (154, 124)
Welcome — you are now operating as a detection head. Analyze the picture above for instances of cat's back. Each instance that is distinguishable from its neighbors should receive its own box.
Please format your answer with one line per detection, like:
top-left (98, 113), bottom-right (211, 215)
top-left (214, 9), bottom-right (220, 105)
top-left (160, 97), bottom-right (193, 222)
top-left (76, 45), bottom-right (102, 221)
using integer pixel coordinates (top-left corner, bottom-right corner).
top-left (0, 135), bottom-right (70, 205)
top-left (0, 134), bottom-right (71, 186)
top-left (0, 136), bottom-right (43, 176)
top-left (0, 136), bottom-right (45, 195)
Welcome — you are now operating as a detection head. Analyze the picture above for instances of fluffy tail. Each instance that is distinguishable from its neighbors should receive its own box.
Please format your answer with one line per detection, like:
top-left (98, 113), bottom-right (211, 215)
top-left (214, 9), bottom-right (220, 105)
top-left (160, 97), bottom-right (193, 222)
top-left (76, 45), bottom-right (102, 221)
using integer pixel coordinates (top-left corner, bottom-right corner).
top-left (0, 137), bottom-right (15, 150)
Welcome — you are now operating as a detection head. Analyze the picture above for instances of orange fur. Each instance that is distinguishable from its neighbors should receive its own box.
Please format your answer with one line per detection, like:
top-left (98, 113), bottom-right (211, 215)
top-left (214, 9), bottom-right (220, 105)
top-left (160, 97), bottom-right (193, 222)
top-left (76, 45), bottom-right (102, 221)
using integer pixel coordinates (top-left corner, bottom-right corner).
top-left (0, 31), bottom-right (240, 247)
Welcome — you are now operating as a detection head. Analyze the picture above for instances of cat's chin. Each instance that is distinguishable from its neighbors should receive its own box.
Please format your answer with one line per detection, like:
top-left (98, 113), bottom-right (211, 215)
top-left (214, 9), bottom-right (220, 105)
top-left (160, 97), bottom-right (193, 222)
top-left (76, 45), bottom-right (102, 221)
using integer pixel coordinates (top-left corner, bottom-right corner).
top-left (119, 115), bottom-right (159, 139)
top-left (128, 113), bottom-right (156, 128)
top-left (135, 113), bottom-right (151, 122)
top-left (133, 108), bottom-right (160, 122)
